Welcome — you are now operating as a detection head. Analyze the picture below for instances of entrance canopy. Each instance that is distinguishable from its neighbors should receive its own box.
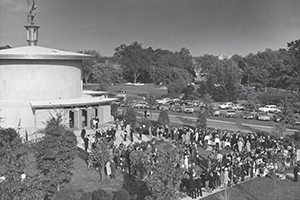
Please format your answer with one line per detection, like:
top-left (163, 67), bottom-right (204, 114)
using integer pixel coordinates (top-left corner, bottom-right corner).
top-left (30, 96), bottom-right (118, 109)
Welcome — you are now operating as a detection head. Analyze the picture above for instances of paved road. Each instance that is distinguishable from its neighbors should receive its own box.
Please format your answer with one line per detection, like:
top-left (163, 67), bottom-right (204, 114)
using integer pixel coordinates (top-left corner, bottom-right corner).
top-left (126, 109), bottom-right (298, 135)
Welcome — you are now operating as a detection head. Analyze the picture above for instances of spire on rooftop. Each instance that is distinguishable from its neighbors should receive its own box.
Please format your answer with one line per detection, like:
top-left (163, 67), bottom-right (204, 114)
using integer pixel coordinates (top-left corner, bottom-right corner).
top-left (24, 0), bottom-right (40, 46)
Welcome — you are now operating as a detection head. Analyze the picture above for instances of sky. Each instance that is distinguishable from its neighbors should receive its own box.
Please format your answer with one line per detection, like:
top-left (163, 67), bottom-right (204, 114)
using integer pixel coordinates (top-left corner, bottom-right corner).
top-left (1, 0), bottom-right (300, 57)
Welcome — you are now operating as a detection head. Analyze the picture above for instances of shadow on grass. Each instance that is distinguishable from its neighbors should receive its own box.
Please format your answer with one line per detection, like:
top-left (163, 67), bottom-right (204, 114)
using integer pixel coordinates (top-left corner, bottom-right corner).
top-left (234, 184), bottom-right (261, 200)
top-left (176, 115), bottom-right (196, 126)
top-left (197, 153), bottom-right (208, 171)
top-left (122, 173), bottom-right (150, 200)
top-left (234, 123), bottom-right (268, 133)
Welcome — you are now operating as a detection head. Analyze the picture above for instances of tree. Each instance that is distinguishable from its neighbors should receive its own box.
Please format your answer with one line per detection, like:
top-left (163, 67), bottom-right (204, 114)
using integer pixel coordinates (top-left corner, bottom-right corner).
top-left (157, 110), bottom-right (170, 127)
top-left (288, 39), bottom-right (300, 62)
top-left (145, 92), bottom-right (157, 109)
top-left (200, 58), bottom-right (242, 102)
top-left (196, 112), bottom-right (207, 130)
top-left (113, 189), bottom-right (131, 200)
top-left (78, 50), bottom-right (103, 83)
top-left (145, 141), bottom-right (184, 200)
top-left (114, 42), bottom-right (151, 83)
top-left (129, 149), bottom-right (151, 179)
top-left (111, 103), bottom-right (119, 119)
top-left (34, 114), bottom-right (77, 196)
top-left (276, 97), bottom-right (296, 126)
top-left (202, 94), bottom-right (214, 114)
top-left (91, 189), bottom-right (110, 200)
top-left (0, 45), bottom-right (11, 50)
top-left (91, 138), bottom-right (110, 181)
top-left (125, 107), bottom-right (137, 129)
top-left (91, 63), bottom-right (123, 90)
top-left (287, 39), bottom-right (300, 92)
top-left (151, 48), bottom-right (195, 91)
top-left (0, 128), bottom-right (45, 199)
top-left (239, 86), bottom-right (260, 110)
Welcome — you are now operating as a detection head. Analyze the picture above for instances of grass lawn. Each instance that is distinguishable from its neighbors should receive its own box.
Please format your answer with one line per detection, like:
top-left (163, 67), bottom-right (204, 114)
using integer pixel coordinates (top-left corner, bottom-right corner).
top-left (65, 155), bottom-right (149, 199)
top-left (67, 145), bottom-right (300, 200)
top-left (107, 84), bottom-right (167, 100)
top-left (203, 175), bottom-right (300, 200)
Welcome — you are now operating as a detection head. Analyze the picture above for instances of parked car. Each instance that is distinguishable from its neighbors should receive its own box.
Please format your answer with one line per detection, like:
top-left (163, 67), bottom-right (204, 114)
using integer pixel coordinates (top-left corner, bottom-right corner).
top-left (212, 110), bottom-right (221, 116)
top-left (171, 105), bottom-right (182, 112)
top-left (149, 104), bottom-right (160, 110)
top-left (159, 104), bottom-right (170, 111)
top-left (225, 110), bottom-right (236, 118)
top-left (232, 104), bottom-right (245, 110)
top-left (156, 98), bottom-right (171, 104)
top-left (272, 114), bottom-right (283, 122)
top-left (219, 102), bottom-right (234, 109)
top-left (257, 113), bottom-right (271, 121)
top-left (184, 107), bottom-right (195, 114)
top-left (242, 111), bottom-right (254, 120)
top-left (258, 105), bottom-right (281, 113)
top-left (133, 101), bottom-right (149, 109)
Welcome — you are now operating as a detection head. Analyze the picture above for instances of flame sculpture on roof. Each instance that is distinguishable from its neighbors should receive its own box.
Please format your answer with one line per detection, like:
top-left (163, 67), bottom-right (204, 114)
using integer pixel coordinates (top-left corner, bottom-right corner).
top-left (25, 0), bottom-right (40, 46)
top-left (28, 0), bottom-right (38, 25)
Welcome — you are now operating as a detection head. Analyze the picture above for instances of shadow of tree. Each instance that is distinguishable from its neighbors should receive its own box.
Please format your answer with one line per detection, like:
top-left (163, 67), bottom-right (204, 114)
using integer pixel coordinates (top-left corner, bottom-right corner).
top-left (122, 173), bottom-right (150, 200)
top-left (176, 116), bottom-right (196, 125)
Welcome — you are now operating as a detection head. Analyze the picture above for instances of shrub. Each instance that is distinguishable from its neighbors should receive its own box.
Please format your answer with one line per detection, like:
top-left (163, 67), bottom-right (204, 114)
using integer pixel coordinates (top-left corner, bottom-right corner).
top-left (53, 188), bottom-right (83, 200)
top-left (113, 189), bottom-right (131, 200)
top-left (294, 132), bottom-right (300, 141)
top-left (91, 189), bottom-right (110, 200)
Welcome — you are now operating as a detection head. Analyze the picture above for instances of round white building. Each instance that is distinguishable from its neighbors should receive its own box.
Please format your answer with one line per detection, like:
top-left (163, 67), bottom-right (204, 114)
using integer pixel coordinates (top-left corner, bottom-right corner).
top-left (0, 13), bottom-right (117, 141)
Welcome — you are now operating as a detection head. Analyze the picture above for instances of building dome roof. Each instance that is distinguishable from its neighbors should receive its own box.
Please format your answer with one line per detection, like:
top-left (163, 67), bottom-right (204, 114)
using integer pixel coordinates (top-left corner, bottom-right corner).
top-left (0, 46), bottom-right (92, 60)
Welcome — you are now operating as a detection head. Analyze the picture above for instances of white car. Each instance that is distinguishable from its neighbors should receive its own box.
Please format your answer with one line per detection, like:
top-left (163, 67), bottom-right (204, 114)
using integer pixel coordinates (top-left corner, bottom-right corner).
top-left (232, 104), bottom-right (245, 110)
top-left (133, 101), bottom-right (149, 109)
top-left (156, 98), bottom-right (171, 104)
top-left (258, 105), bottom-right (281, 113)
top-left (219, 102), bottom-right (234, 109)
top-left (225, 110), bottom-right (236, 118)
top-left (257, 114), bottom-right (271, 121)
top-left (184, 107), bottom-right (195, 114)
top-left (212, 110), bottom-right (220, 116)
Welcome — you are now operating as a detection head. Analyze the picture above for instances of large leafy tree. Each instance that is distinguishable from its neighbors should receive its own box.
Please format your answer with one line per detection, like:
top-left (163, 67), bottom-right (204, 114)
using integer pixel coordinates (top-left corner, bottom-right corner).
top-left (34, 115), bottom-right (77, 196)
top-left (129, 149), bottom-right (151, 179)
top-left (145, 141), bottom-right (184, 200)
top-left (0, 128), bottom-right (45, 199)
top-left (0, 45), bottom-right (11, 50)
top-left (288, 39), bottom-right (300, 92)
top-left (151, 48), bottom-right (195, 89)
top-left (78, 50), bottom-right (104, 83)
top-left (198, 57), bottom-right (241, 102)
top-left (114, 42), bottom-right (151, 83)
top-left (91, 138), bottom-right (111, 181)
top-left (91, 62), bottom-right (123, 90)
top-left (196, 112), bottom-right (207, 130)
top-left (277, 97), bottom-right (296, 126)
top-left (125, 107), bottom-right (137, 128)
top-left (157, 110), bottom-right (170, 127)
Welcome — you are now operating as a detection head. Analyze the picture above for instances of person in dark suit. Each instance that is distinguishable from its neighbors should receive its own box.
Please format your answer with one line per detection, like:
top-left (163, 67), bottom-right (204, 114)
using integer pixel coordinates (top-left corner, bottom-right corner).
top-left (294, 164), bottom-right (299, 182)
top-left (84, 136), bottom-right (89, 151)
top-left (81, 128), bottom-right (86, 140)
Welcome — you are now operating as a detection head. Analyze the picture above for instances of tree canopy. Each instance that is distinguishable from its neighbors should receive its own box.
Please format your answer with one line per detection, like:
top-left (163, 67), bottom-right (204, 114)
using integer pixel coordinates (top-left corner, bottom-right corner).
top-left (34, 115), bottom-right (77, 196)
top-left (145, 141), bottom-right (184, 200)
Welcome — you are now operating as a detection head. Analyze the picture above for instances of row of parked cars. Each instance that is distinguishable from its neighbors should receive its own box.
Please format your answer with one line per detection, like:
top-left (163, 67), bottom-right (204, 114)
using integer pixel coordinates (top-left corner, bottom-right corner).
top-left (212, 102), bottom-right (284, 121)
top-left (115, 98), bottom-right (205, 114)
top-left (115, 99), bottom-right (300, 124)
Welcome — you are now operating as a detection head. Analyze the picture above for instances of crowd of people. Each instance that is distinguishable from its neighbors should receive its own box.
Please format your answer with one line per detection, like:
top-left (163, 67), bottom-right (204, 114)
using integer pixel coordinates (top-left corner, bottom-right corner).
top-left (81, 118), bottom-right (299, 199)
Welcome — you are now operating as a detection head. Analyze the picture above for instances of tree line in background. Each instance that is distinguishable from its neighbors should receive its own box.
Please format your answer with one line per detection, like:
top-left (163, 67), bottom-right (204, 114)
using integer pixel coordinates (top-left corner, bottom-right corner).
top-left (1, 38), bottom-right (299, 102)
top-left (78, 39), bottom-right (300, 102)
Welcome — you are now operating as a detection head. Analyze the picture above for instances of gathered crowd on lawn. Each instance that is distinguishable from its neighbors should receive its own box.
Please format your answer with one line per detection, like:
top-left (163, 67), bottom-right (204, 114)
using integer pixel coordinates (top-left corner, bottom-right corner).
top-left (80, 116), bottom-right (299, 199)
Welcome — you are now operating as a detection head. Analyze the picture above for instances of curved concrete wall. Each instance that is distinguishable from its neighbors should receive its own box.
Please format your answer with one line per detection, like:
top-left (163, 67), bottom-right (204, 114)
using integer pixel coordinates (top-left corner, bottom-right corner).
top-left (0, 59), bottom-right (82, 101)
